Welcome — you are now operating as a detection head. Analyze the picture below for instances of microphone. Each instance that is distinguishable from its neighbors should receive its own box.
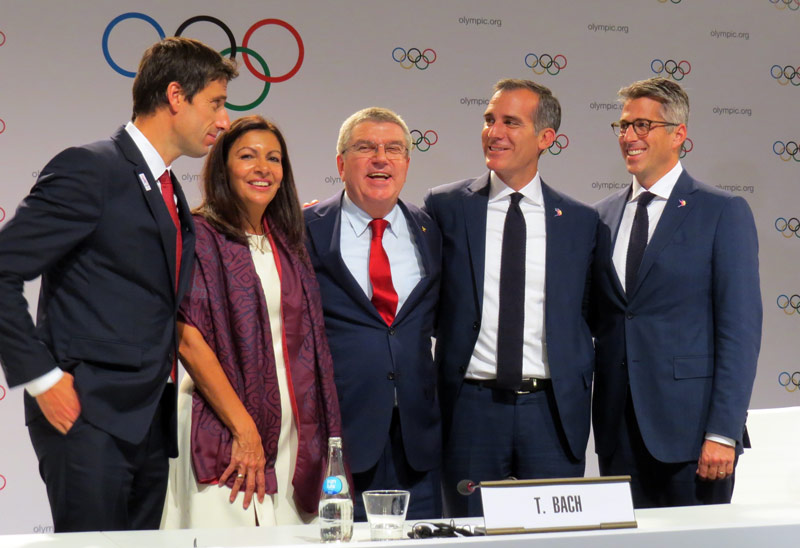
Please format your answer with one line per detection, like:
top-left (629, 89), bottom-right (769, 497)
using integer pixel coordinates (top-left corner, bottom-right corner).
top-left (456, 479), bottom-right (478, 496)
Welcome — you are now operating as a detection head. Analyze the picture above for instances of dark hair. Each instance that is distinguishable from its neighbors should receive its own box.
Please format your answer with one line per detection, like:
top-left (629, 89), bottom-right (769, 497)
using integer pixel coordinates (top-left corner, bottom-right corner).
top-left (195, 115), bottom-right (305, 253)
top-left (132, 37), bottom-right (238, 120)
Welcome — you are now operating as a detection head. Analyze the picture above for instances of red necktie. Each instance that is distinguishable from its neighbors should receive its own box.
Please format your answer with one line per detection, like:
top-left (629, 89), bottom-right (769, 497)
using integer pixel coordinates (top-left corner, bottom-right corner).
top-left (368, 219), bottom-right (398, 326)
top-left (159, 170), bottom-right (182, 382)
top-left (158, 170), bottom-right (182, 290)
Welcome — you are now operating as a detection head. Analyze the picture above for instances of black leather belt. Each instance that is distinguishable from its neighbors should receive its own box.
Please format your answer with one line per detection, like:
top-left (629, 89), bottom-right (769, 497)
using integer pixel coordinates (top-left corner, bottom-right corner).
top-left (464, 377), bottom-right (551, 395)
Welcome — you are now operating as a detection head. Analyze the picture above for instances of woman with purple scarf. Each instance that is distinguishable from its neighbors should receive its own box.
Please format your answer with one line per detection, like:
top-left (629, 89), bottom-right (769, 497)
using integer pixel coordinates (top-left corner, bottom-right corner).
top-left (161, 115), bottom-right (342, 528)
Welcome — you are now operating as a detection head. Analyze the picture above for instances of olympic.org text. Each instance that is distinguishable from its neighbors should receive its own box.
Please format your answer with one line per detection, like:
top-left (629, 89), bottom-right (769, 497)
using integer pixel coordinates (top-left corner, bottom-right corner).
top-left (591, 181), bottom-right (627, 191)
top-left (458, 17), bottom-right (502, 28)
top-left (716, 184), bottom-right (754, 194)
top-left (590, 102), bottom-right (621, 111)
top-left (587, 23), bottom-right (629, 34)
top-left (713, 106), bottom-right (752, 117)
top-left (461, 97), bottom-right (490, 107)
top-left (325, 176), bottom-right (342, 185)
top-left (710, 29), bottom-right (749, 41)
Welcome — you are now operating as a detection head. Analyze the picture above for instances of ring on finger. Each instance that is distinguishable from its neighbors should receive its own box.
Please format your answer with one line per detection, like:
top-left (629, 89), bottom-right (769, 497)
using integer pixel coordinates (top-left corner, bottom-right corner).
top-left (237, 473), bottom-right (245, 479)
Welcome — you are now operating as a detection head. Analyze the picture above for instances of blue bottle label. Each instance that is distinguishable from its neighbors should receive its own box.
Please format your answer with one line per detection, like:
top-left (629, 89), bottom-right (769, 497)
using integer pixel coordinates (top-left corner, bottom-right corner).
top-left (323, 475), bottom-right (343, 495)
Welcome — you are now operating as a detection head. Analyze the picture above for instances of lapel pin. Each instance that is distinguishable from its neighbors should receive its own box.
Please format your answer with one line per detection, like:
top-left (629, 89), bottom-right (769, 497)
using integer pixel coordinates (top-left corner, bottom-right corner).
top-left (554, 208), bottom-right (563, 217)
top-left (421, 225), bottom-right (427, 232)
top-left (138, 173), bottom-right (152, 192)
top-left (678, 199), bottom-right (686, 208)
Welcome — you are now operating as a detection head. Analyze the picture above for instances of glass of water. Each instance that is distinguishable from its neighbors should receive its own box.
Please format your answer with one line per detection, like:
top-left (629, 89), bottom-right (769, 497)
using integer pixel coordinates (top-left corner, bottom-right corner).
top-left (362, 490), bottom-right (410, 541)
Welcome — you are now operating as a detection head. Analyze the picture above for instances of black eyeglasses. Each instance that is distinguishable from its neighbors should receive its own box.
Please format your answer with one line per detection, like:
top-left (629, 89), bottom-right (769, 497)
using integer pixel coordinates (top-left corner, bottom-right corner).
top-left (611, 118), bottom-right (679, 137)
top-left (408, 520), bottom-right (482, 539)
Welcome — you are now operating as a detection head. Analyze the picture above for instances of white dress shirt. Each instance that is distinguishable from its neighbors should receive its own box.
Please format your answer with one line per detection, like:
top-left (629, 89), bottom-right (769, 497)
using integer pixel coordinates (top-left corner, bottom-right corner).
top-left (466, 171), bottom-right (549, 380)
top-left (24, 122), bottom-right (172, 396)
top-left (612, 161), bottom-right (683, 292)
top-left (612, 161), bottom-right (733, 447)
top-left (339, 192), bottom-right (424, 315)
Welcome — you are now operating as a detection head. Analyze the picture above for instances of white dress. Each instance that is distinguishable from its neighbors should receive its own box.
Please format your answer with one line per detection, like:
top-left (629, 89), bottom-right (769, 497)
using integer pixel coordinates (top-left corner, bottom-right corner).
top-left (161, 234), bottom-right (315, 528)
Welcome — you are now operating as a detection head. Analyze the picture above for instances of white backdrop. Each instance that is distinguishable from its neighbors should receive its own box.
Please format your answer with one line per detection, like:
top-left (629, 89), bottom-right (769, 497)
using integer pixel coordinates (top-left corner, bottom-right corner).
top-left (0, 0), bottom-right (798, 534)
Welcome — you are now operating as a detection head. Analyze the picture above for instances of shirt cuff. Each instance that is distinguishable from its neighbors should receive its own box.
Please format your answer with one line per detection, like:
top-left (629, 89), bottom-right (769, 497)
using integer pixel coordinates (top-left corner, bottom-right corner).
top-left (705, 433), bottom-right (735, 447)
top-left (23, 368), bottom-right (64, 397)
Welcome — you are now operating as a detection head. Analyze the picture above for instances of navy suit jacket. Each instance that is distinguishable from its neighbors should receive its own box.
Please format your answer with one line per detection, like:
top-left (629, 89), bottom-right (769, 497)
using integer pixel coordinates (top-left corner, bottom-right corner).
top-left (423, 173), bottom-right (597, 460)
top-left (590, 170), bottom-right (761, 463)
top-left (304, 191), bottom-right (442, 473)
top-left (0, 127), bottom-right (195, 454)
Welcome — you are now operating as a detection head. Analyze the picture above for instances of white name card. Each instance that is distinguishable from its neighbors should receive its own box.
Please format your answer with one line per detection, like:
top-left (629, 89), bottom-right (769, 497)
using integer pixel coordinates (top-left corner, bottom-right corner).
top-left (480, 476), bottom-right (636, 534)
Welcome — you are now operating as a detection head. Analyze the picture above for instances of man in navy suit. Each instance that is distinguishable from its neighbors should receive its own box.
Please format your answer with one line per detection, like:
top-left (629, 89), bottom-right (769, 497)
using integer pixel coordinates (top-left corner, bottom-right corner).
top-left (0, 38), bottom-right (237, 531)
top-left (304, 108), bottom-right (442, 519)
top-left (590, 77), bottom-right (761, 507)
top-left (424, 79), bottom-right (597, 517)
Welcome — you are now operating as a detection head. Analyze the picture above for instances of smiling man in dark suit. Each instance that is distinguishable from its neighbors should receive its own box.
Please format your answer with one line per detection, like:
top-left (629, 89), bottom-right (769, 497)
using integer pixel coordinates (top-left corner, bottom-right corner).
top-left (0, 37), bottom-right (237, 532)
top-left (590, 77), bottom-right (761, 507)
top-left (424, 79), bottom-right (597, 517)
top-left (304, 107), bottom-right (442, 520)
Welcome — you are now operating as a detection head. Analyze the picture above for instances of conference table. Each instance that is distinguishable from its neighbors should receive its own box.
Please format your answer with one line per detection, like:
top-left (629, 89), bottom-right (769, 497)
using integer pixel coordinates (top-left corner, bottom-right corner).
top-left (1, 502), bottom-right (798, 548)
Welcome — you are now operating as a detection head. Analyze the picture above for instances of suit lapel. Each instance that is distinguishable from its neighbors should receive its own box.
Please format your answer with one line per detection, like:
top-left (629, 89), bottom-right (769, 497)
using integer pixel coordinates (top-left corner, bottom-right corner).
top-left (630, 171), bottom-right (698, 297)
top-left (601, 187), bottom-right (630, 300)
top-left (462, 174), bottom-right (490, 308)
top-left (307, 192), bottom-right (378, 318)
top-left (541, 179), bottom-right (566, 274)
top-left (112, 128), bottom-right (180, 297)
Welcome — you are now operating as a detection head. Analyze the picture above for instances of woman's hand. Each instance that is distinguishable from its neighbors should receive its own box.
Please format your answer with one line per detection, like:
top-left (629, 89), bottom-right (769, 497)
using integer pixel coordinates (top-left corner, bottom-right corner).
top-left (220, 419), bottom-right (267, 509)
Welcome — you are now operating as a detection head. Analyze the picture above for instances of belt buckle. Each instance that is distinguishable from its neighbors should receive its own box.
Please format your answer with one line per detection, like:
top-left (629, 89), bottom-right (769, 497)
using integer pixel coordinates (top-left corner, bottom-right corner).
top-left (514, 378), bottom-right (537, 395)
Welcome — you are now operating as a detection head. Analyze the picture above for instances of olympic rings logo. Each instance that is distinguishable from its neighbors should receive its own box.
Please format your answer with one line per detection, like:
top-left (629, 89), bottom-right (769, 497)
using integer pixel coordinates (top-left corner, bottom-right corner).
top-left (392, 47), bottom-right (437, 70)
top-left (770, 0), bottom-right (800, 11)
top-left (0, 474), bottom-right (6, 491)
top-left (775, 217), bottom-right (800, 238)
top-left (0, 207), bottom-right (5, 223)
top-left (773, 141), bottom-right (800, 161)
top-left (546, 134), bottom-right (569, 155)
top-left (0, 384), bottom-right (5, 400)
top-left (0, 31), bottom-right (5, 47)
top-left (0, 118), bottom-right (5, 134)
top-left (411, 130), bottom-right (438, 152)
top-left (651, 59), bottom-right (691, 80)
top-left (679, 137), bottom-right (693, 159)
top-left (778, 371), bottom-right (800, 392)
top-left (102, 13), bottom-right (304, 111)
top-left (525, 53), bottom-right (567, 76)
top-left (770, 65), bottom-right (800, 86)
top-left (777, 294), bottom-right (800, 314)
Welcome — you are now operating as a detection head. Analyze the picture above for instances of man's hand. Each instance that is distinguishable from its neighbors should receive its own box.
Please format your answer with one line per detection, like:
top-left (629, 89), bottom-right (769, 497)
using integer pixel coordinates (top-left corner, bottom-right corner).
top-left (35, 372), bottom-right (81, 434)
top-left (696, 439), bottom-right (735, 481)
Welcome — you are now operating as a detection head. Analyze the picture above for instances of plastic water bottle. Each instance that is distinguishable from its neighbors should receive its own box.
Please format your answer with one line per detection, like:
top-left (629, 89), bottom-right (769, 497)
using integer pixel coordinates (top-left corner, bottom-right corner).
top-left (319, 437), bottom-right (353, 542)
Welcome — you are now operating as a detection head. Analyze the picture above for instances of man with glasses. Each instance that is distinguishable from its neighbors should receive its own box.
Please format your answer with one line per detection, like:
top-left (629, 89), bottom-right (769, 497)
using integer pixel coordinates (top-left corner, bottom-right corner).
top-left (304, 107), bottom-right (442, 519)
top-left (424, 79), bottom-right (597, 517)
top-left (590, 77), bottom-right (761, 507)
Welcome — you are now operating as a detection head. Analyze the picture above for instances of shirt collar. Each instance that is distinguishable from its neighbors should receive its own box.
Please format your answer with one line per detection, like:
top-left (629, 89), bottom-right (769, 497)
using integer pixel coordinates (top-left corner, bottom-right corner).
top-left (342, 192), bottom-right (401, 238)
top-left (629, 161), bottom-right (683, 203)
top-left (125, 121), bottom-right (170, 181)
top-left (488, 170), bottom-right (543, 206)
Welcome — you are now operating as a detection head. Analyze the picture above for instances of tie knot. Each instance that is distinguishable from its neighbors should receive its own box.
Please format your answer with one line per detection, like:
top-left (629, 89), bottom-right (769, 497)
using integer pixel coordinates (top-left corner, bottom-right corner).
top-left (637, 191), bottom-right (655, 208)
top-left (509, 192), bottom-right (524, 206)
top-left (369, 218), bottom-right (389, 240)
top-left (159, 170), bottom-right (172, 188)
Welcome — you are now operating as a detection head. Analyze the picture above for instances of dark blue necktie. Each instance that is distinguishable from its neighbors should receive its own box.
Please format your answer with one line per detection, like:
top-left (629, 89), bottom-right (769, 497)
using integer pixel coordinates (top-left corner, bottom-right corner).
top-left (625, 191), bottom-right (656, 295)
top-left (496, 193), bottom-right (525, 390)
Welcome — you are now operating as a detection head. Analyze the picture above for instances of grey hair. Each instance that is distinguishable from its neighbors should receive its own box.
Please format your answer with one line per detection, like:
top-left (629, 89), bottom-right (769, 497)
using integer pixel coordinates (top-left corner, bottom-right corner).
top-left (493, 78), bottom-right (561, 133)
top-left (336, 107), bottom-right (412, 155)
top-left (618, 77), bottom-right (690, 129)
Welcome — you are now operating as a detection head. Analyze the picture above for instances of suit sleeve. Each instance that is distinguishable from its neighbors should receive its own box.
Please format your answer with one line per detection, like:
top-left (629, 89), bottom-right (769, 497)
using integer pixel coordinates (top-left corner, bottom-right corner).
top-left (706, 195), bottom-right (762, 442)
top-left (0, 147), bottom-right (104, 386)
